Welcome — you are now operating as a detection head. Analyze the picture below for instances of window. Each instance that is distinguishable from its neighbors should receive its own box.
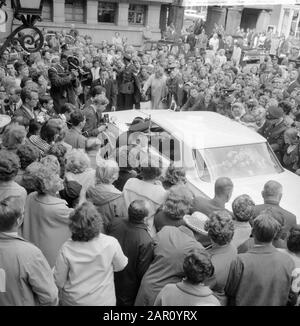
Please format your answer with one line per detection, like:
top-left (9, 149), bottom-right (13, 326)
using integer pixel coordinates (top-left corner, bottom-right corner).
top-left (65, 0), bottom-right (86, 22)
top-left (98, 2), bottom-right (117, 23)
top-left (194, 143), bottom-right (282, 180)
top-left (42, 0), bottom-right (53, 21)
top-left (128, 4), bottom-right (146, 25)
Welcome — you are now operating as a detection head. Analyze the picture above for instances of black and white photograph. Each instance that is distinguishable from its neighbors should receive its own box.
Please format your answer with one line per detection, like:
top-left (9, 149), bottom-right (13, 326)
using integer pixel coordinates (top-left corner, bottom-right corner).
top-left (0, 0), bottom-right (299, 313)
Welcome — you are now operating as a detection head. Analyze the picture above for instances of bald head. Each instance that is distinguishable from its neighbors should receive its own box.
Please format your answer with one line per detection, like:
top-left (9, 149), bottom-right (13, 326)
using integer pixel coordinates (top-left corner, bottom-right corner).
top-left (214, 177), bottom-right (234, 203)
top-left (262, 180), bottom-right (282, 203)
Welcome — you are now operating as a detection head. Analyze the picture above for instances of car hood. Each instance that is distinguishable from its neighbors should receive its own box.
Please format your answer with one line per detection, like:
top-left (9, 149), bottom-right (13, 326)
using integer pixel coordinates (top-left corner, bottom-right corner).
top-left (188, 170), bottom-right (300, 222)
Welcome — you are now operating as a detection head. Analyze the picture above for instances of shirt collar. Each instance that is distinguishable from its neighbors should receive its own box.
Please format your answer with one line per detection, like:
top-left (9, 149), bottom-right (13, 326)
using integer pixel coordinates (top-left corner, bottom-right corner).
top-left (264, 199), bottom-right (280, 206)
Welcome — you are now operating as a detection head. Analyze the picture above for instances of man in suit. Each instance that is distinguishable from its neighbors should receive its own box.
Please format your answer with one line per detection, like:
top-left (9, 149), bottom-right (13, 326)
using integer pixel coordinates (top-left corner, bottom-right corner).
top-left (258, 105), bottom-right (286, 163)
top-left (48, 53), bottom-right (79, 114)
top-left (117, 53), bottom-right (140, 111)
top-left (14, 86), bottom-right (39, 121)
top-left (253, 180), bottom-right (297, 240)
top-left (91, 69), bottom-right (117, 111)
top-left (64, 110), bottom-right (87, 149)
top-left (82, 86), bottom-right (108, 138)
top-left (192, 177), bottom-right (234, 217)
top-left (225, 213), bottom-right (294, 306)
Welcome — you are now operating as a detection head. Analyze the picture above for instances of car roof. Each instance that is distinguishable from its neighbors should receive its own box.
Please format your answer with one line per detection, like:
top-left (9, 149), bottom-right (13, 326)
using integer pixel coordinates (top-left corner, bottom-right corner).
top-left (109, 110), bottom-right (266, 149)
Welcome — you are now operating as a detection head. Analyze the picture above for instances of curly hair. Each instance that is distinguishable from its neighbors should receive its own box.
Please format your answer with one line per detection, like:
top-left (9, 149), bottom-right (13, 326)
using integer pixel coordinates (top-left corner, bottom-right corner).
top-left (0, 196), bottom-right (23, 232)
top-left (287, 225), bottom-right (300, 254)
top-left (162, 164), bottom-right (187, 189)
top-left (0, 150), bottom-right (20, 182)
top-left (47, 143), bottom-right (67, 178)
top-left (232, 194), bottom-right (255, 222)
top-left (65, 149), bottom-right (90, 174)
top-left (96, 158), bottom-right (119, 184)
top-left (69, 202), bottom-right (103, 241)
top-left (2, 125), bottom-right (27, 150)
top-left (16, 144), bottom-right (40, 170)
top-left (22, 162), bottom-right (44, 193)
top-left (162, 185), bottom-right (194, 220)
top-left (33, 165), bottom-right (62, 195)
top-left (183, 248), bottom-right (214, 284)
top-left (205, 210), bottom-right (234, 245)
top-left (40, 155), bottom-right (61, 176)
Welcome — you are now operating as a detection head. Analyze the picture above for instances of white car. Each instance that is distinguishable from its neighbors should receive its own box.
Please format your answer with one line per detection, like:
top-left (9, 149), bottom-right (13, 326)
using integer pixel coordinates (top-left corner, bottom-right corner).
top-left (105, 109), bottom-right (300, 221)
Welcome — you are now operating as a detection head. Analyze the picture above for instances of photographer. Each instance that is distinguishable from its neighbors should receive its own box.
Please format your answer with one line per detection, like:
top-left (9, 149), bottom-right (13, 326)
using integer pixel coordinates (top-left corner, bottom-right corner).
top-left (48, 53), bottom-right (79, 114)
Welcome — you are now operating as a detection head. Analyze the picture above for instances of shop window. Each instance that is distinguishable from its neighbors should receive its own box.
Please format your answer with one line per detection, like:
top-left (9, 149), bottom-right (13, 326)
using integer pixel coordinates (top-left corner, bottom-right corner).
top-left (128, 4), bottom-right (146, 25)
top-left (98, 2), bottom-right (117, 23)
top-left (65, 0), bottom-right (86, 22)
top-left (42, 0), bottom-right (53, 21)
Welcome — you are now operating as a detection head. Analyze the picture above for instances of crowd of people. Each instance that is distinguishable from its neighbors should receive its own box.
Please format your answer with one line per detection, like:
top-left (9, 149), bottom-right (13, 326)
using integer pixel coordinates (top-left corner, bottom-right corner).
top-left (0, 22), bottom-right (300, 306)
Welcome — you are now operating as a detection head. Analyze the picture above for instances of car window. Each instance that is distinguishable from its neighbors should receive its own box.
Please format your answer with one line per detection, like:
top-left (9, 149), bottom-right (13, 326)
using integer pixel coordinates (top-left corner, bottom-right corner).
top-left (192, 149), bottom-right (211, 182)
top-left (199, 143), bottom-right (283, 179)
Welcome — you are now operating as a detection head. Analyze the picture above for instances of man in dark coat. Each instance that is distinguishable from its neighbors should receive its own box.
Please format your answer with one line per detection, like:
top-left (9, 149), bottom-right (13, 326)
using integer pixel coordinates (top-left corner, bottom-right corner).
top-left (14, 87), bottom-right (39, 121)
top-left (258, 105), bottom-right (286, 163)
top-left (225, 213), bottom-right (294, 306)
top-left (48, 53), bottom-right (79, 113)
top-left (166, 65), bottom-right (184, 110)
top-left (107, 200), bottom-right (154, 306)
top-left (91, 69), bottom-right (117, 111)
top-left (82, 86), bottom-right (108, 138)
top-left (117, 54), bottom-right (140, 111)
top-left (253, 180), bottom-right (297, 240)
top-left (181, 86), bottom-right (205, 111)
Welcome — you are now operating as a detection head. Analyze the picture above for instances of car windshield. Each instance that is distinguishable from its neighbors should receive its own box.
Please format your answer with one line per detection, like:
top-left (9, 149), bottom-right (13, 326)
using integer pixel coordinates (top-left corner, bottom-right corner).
top-left (194, 143), bottom-right (283, 180)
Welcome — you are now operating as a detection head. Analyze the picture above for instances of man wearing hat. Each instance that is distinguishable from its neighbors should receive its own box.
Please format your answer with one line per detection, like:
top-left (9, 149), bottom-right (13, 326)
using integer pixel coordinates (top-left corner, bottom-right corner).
top-left (258, 105), bottom-right (287, 163)
top-left (166, 63), bottom-right (183, 110)
top-left (117, 53), bottom-right (140, 110)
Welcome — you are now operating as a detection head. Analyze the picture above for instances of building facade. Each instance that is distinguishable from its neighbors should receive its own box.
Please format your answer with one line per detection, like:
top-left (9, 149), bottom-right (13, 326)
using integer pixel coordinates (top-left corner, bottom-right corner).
top-left (6, 0), bottom-right (173, 46)
top-left (206, 4), bottom-right (300, 37)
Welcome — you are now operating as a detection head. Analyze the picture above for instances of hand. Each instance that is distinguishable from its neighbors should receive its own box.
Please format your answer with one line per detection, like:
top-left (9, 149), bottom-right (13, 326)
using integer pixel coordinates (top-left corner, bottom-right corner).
top-left (98, 125), bottom-right (107, 132)
top-left (111, 106), bottom-right (116, 112)
top-left (296, 169), bottom-right (300, 176)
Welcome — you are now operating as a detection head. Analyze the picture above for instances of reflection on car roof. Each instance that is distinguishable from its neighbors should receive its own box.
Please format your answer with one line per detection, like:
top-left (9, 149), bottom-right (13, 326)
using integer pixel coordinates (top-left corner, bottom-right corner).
top-left (109, 110), bottom-right (266, 149)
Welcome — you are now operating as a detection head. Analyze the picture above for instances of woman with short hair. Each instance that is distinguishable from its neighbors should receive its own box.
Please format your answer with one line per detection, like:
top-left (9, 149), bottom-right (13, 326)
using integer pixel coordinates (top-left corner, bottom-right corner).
top-left (154, 185), bottom-right (193, 232)
top-left (15, 143), bottom-right (40, 185)
top-left (53, 202), bottom-right (128, 306)
top-left (205, 210), bottom-right (237, 305)
top-left (0, 150), bottom-right (27, 210)
top-left (86, 158), bottom-right (127, 232)
top-left (1, 124), bottom-right (27, 152)
top-left (22, 165), bottom-right (73, 267)
top-left (65, 149), bottom-right (96, 205)
top-left (161, 164), bottom-right (187, 190)
top-left (154, 249), bottom-right (220, 306)
top-left (231, 194), bottom-right (255, 248)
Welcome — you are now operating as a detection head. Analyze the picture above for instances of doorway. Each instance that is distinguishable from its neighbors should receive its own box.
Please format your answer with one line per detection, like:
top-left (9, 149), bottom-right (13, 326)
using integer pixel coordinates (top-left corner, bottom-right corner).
top-left (240, 8), bottom-right (261, 30)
